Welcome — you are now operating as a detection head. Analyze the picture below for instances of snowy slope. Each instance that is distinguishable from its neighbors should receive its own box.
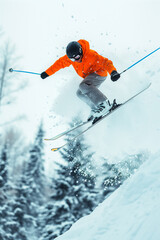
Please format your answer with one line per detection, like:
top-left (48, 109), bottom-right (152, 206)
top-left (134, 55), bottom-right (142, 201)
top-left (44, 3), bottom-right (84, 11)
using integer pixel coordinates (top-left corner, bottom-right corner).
top-left (55, 152), bottom-right (160, 240)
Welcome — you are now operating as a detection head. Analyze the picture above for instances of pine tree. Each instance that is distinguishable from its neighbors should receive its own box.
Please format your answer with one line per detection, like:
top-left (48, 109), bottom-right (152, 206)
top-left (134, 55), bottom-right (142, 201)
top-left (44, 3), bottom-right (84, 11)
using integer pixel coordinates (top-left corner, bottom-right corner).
top-left (23, 122), bottom-right (46, 208)
top-left (0, 123), bottom-right (47, 240)
top-left (101, 153), bottom-right (146, 200)
top-left (17, 123), bottom-right (46, 238)
top-left (101, 161), bottom-right (124, 200)
top-left (1, 193), bottom-right (29, 240)
top-left (39, 117), bottom-right (99, 240)
top-left (57, 117), bottom-right (99, 218)
top-left (0, 143), bottom-right (9, 239)
top-left (0, 143), bottom-right (8, 189)
top-left (0, 143), bottom-right (30, 240)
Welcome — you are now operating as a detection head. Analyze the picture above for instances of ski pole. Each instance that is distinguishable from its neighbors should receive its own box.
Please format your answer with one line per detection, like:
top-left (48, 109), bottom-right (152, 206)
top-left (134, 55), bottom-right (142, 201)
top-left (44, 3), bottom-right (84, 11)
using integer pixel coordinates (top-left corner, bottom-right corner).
top-left (9, 68), bottom-right (40, 75)
top-left (120, 47), bottom-right (160, 75)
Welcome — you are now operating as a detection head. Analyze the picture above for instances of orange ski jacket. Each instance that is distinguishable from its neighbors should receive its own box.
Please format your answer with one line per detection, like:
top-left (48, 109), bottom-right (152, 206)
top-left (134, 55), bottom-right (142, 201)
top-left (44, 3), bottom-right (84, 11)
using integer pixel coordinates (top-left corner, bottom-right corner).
top-left (45, 39), bottom-right (117, 78)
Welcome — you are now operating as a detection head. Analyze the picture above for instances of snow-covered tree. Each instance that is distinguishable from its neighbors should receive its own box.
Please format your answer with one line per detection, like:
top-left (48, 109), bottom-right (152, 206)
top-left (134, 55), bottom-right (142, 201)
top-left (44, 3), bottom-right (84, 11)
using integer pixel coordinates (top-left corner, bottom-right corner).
top-left (0, 195), bottom-right (29, 240)
top-left (0, 143), bottom-right (9, 239)
top-left (0, 123), bottom-right (47, 239)
top-left (0, 143), bottom-right (8, 188)
top-left (56, 117), bottom-right (99, 217)
top-left (101, 153), bottom-right (146, 200)
top-left (39, 117), bottom-right (99, 240)
top-left (13, 123), bottom-right (46, 238)
top-left (0, 138), bottom-right (34, 240)
top-left (23, 123), bottom-right (46, 207)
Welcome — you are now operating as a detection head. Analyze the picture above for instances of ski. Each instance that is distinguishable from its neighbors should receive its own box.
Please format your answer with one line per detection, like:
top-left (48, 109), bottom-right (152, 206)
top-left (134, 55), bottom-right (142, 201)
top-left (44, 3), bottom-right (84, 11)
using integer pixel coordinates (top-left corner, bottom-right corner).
top-left (51, 83), bottom-right (151, 152)
top-left (44, 119), bottom-right (91, 141)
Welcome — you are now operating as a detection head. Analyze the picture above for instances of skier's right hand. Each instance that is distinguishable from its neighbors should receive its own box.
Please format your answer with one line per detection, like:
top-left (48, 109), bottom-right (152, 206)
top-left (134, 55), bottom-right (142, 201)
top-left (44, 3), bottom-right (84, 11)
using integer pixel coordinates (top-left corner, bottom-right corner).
top-left (111, 71), bottom-right (120, 82)
top-left (40, 71), bottom-right (49, 79)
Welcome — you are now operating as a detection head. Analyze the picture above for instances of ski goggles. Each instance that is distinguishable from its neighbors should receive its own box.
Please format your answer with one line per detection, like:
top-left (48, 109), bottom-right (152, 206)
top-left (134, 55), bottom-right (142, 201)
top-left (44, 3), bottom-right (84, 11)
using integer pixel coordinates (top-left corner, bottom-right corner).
top-left (69, 54), bottom-right (81, 62)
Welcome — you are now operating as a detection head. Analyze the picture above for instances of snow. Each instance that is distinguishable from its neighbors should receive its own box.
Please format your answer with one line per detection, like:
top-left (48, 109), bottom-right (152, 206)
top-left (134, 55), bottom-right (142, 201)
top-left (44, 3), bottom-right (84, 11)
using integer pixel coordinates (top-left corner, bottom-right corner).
top-left (55, 152), bottom-right (160, 240)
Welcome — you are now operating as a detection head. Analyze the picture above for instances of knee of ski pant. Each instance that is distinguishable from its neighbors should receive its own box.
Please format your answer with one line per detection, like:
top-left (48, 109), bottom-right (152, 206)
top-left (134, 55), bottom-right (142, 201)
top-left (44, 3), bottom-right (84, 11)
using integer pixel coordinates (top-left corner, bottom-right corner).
top-left (79, 82), bottom-right (92, 94)
top-left (76, 89), bottom-right (82, 97)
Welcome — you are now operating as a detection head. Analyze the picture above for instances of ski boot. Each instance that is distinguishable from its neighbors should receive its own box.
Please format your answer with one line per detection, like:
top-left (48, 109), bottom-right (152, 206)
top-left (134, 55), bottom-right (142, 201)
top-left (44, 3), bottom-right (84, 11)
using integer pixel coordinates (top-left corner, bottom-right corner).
top-left (87, 109), bottom-right (97, 121)
top-left (110, 99), bottom-right (121, 111)
top-left (92, 100), bottom-right (111, 124)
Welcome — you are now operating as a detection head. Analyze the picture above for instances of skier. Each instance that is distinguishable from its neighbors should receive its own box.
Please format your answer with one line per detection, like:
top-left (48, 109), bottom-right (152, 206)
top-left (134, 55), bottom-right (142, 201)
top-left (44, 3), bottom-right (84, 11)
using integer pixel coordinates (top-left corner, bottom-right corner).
top-left (40, 39), bottom-right (120, 122)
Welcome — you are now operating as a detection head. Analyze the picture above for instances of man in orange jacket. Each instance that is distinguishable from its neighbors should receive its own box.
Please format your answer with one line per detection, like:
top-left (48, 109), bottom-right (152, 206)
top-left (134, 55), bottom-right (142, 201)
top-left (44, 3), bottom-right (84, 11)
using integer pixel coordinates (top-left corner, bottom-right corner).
top-left (41, 39), bottom-right (120, 122)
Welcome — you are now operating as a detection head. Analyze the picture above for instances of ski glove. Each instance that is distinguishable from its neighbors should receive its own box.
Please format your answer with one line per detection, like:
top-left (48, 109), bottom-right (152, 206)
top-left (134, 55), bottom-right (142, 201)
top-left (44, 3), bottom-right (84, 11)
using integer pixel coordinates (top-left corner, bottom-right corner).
top-left (40, 71), bottom-right (49, 79)
top-left (111, 71), bottom-right (120, 82)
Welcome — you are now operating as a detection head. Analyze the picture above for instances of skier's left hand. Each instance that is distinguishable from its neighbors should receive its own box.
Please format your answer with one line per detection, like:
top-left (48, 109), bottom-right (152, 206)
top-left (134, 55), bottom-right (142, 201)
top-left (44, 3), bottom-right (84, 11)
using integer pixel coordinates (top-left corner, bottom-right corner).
top-left (40, 71), bottom-right (49, 79)
top-left (111, 71), bottom-right (120, 82)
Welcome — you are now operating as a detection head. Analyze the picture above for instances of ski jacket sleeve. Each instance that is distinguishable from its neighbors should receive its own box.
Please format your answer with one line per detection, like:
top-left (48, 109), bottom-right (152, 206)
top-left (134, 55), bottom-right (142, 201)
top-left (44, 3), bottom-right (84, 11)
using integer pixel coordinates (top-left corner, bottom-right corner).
top-left (45, 55), bottom-right (72, 76)
top-left (93, 53), bottom-right (117, 75)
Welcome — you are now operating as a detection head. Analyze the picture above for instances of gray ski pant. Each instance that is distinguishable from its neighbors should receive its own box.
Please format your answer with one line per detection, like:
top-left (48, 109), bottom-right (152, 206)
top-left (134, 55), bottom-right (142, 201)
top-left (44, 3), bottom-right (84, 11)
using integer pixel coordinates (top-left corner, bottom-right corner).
top-left (76, 73), bottom-right (107, 110)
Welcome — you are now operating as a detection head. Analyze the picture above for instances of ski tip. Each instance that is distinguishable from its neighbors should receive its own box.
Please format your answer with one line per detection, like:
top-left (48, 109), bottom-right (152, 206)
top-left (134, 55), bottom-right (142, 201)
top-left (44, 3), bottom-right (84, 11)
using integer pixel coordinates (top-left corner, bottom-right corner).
top-left (44, 135), bottom-right (62, 141)
top-left (51, 147), bottom-right (60, 152)
top-left (44, 138), bottom-right (52, 141)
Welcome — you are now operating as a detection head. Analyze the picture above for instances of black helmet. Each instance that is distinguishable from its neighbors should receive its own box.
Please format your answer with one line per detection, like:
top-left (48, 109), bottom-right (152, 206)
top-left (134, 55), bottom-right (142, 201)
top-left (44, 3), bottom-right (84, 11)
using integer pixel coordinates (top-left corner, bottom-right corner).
top-left (66, 41), bottom-right (83, 59)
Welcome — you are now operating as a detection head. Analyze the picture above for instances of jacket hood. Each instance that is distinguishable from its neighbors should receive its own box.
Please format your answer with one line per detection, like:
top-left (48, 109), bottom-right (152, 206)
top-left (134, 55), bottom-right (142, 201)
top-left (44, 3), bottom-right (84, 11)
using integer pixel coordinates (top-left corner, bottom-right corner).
top-left (78, 39), bottom-right (90, 55)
